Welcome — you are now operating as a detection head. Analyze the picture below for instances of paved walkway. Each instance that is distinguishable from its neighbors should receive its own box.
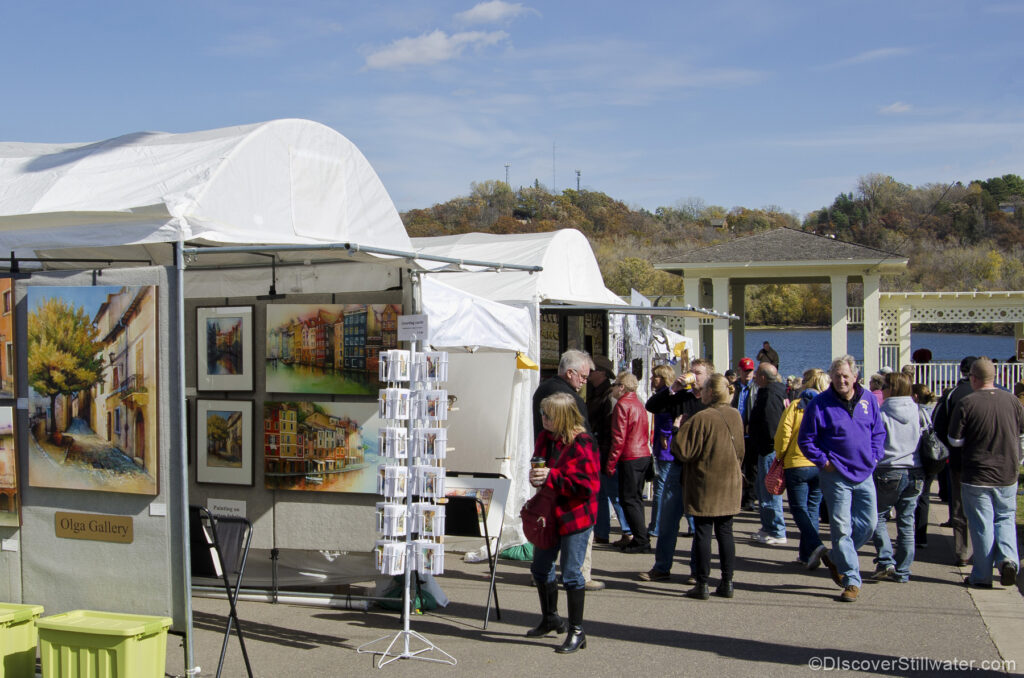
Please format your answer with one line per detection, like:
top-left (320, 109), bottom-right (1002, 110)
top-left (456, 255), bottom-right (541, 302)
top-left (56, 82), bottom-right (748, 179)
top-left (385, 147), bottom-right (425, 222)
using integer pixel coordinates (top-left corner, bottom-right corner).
top-left (167, 496), bottom-right (1024, 677)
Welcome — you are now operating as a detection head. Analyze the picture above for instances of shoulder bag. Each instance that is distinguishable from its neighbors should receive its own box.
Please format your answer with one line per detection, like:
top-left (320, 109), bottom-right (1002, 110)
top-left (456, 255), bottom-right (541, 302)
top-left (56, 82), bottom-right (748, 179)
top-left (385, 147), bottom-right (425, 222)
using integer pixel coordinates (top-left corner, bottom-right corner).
top-left (521, 485), bottom-right (559, 549)
top-left (916, 407), bottom-right (949, 475)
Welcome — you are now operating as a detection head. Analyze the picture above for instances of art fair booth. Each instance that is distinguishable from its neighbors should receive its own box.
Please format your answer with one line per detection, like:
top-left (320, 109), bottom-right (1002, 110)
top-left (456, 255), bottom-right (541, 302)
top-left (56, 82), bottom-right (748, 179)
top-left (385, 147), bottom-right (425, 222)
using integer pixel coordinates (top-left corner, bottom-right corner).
top-left (0, 119), bottom-right (534, 671)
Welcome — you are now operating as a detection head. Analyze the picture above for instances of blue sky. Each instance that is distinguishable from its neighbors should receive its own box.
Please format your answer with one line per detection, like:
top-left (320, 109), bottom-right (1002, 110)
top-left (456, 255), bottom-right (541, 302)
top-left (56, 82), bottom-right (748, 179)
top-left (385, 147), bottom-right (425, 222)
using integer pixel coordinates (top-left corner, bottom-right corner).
top-left (2, 1), bottom-right (1022, 217)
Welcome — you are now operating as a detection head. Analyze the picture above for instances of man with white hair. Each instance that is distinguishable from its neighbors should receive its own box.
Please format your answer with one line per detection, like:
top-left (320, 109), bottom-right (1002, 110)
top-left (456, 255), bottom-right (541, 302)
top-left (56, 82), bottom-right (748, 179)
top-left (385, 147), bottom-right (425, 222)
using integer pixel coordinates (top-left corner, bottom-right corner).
top-left (948, 357), bottom-right (1024, 588)
top-left (798, 355), bottom-right (886, 603)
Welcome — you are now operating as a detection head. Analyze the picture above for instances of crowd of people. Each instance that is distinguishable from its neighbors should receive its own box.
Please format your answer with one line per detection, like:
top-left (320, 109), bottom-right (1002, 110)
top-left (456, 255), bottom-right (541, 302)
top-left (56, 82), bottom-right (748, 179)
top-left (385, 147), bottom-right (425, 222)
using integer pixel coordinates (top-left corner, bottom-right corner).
top-left (525, 347), bottom-right (1024, 653)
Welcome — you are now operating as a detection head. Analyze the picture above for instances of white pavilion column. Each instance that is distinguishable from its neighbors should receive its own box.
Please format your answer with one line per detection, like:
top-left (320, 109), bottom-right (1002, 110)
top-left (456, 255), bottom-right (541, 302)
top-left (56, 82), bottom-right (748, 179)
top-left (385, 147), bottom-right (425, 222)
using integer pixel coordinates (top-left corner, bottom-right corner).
top-left (683, 274), bottom-right (702, 360)
top-left (730, 282), bottom-right (746, 370)
top-left (711, 277), bottom-right (730, 370)
top-left (862, 273), bottom-right (881, 377)
top-left (830, 274), bottom-right (848, 360)
top-left (898, 307), bottom-right (912, 367)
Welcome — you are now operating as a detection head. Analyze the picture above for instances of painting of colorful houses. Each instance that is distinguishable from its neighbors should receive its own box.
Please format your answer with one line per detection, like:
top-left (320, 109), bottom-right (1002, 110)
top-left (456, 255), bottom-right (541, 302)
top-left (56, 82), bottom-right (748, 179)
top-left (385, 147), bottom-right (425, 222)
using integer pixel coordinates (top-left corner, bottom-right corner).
top-left (264, 400), bottom-right (380, 493)
top-left (265, 303), bottom-right (401, 395)
top-left (0, 278), bottom-right (14, 399)
top-left (0, 407), bottom-right (19, 526)
top-left (26, 286), bottom-right (158, 495)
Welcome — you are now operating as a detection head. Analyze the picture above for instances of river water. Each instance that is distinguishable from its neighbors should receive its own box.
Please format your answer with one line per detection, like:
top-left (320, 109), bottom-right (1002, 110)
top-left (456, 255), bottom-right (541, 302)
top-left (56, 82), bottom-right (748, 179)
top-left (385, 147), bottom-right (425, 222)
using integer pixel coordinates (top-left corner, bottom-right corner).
top-left (734, 329), bottom-right (1016, 379)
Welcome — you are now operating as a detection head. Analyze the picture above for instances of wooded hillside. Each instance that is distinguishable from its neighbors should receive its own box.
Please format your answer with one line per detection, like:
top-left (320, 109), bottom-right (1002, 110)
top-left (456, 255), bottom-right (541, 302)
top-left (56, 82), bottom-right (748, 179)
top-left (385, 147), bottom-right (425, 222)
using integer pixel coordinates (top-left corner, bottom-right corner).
top-left (401, 174), bottom-right (1024, 327)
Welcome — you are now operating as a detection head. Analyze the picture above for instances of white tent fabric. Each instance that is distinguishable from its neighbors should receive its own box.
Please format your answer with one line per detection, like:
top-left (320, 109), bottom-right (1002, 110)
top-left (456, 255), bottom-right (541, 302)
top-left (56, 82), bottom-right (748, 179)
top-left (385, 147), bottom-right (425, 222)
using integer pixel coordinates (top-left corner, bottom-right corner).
top-left (419, 277), bottom-right (531, 353)
top-left (413, 230), bottom-right (625, 305)
top-left (0, 119), bottom-right (410, 257)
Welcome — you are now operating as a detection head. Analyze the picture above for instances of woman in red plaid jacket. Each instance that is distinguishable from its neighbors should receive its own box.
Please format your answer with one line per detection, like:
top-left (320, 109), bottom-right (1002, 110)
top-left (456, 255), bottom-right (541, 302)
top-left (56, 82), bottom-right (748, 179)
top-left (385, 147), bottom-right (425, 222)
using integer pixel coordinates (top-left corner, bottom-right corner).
top-left (526, 392), bottom-right (600, 654)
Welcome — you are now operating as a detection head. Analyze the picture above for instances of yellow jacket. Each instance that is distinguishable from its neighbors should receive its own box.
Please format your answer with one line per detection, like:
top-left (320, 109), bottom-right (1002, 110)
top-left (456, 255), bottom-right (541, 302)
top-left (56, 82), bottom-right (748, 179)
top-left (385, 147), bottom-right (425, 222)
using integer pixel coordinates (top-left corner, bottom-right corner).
top-left (773, 396), bottom-right (816, 469)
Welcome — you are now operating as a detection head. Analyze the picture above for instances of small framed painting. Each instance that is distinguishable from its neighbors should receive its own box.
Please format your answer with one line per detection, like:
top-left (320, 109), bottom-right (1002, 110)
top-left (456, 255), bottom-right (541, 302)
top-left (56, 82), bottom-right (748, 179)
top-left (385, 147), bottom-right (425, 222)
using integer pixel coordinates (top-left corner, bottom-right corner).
top-left (197, 306), bottom-right (254, 391)
top-left (196, 399), bottom-right (254, 486)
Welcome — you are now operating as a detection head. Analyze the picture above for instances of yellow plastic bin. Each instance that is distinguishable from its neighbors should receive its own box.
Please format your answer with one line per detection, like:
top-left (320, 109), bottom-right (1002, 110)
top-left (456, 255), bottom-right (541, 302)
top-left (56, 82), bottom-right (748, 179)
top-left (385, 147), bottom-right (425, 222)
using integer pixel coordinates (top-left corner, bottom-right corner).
top-left (0, 603), bottom-right (44, 678)
top-left (36, 610), bottom-right (172, 678)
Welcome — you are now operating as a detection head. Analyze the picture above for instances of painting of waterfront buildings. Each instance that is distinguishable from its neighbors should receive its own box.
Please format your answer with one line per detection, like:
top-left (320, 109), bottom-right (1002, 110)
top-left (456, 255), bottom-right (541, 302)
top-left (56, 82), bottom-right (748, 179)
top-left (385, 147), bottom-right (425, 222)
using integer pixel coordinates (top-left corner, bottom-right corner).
top-left (196, 306), bottom-right (253, 391)
top-left (26, 285), bottom-right (158, 495)
top-left (0, 278), bottom-right (14, 399)
top-left (265, 303), bottom-right (401, 395)
top-left (0, 407), bottom-right (19, 526)
top-left (264, 400), bottom-right (379, 492)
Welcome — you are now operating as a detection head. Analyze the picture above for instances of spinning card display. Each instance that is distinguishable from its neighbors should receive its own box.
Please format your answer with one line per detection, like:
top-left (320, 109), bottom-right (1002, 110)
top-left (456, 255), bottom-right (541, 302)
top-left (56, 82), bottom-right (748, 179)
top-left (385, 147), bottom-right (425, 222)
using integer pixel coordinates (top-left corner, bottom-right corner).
top-left (413, 428), bottom-right (447, 460)
top-left (413, 390), bottom-right (448, 421)
top-left (411, 465), bottom-right (445, 499)
top-left (412, 502), bottom-right (445, 538)
top-left (377, 464), bottom-right (408, 499)
top-left (378, 388), bottom-right (410, 420)
top-left (413, 352), bottom-right (448, 383)
top-left (413, 540), bottom-right (444, 575)
top-left (378, 350), bottom-right (411, 383)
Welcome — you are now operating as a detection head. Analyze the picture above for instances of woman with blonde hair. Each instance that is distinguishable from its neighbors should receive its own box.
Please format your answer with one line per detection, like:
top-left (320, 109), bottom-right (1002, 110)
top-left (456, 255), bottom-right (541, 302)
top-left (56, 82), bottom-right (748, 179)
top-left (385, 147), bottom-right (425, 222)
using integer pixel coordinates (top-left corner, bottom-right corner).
top-left (606, 371), bottom-right (653, 553)
top-left (673, 373), bottom-right (744, 599)
top-left (527, 392), bottom-right (600, 653)
top-left (774, 367), bottom-right (830, 569)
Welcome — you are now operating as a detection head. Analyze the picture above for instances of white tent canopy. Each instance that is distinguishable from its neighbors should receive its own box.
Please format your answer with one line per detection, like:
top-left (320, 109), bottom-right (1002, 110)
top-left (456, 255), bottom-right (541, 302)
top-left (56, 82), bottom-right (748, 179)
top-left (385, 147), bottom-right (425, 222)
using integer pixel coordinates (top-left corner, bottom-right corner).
top-left (0, 119), bottom-right (411, 258)
top-left (413, 230), bottom-right (625, 305)
top-left (419, 276), bottom-right (531, 353)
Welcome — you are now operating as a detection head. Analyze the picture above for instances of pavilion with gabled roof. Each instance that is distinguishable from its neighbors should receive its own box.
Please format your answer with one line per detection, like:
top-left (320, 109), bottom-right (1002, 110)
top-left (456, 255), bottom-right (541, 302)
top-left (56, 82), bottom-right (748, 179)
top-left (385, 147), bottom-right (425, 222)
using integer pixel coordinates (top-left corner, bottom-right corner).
top-left (655, 227), bottom-right (908, 376)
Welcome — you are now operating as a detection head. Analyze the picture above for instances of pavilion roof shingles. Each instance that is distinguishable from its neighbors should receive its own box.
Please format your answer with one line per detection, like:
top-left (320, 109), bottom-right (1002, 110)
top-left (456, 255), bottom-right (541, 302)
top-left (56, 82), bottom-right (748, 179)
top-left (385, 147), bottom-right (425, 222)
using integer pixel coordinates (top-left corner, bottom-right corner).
top-left (659, 227), bottom-right (901, 265)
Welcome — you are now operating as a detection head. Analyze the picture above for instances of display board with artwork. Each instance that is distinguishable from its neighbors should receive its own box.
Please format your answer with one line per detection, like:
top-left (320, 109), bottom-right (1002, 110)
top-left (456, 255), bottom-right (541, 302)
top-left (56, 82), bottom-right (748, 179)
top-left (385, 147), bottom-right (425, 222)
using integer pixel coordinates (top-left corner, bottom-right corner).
top-left (26, 285), bottom-right (159, 495)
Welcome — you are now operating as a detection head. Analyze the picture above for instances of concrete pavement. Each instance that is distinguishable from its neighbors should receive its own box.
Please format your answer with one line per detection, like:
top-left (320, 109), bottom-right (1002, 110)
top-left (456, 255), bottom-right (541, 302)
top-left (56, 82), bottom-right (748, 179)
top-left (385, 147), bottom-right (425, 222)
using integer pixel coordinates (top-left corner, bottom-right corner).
top-left (166, 496), bottom-right (1024, 677)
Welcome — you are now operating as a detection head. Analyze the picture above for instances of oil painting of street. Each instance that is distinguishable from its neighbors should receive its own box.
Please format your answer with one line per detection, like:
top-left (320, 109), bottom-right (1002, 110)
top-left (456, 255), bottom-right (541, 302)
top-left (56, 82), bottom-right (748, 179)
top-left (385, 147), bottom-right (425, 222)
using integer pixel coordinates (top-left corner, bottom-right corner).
top-left (0, 407), bottom-right (19, 526)
top-left (265, 303), bottom-right (401, 395)
top-left (27, 285), bottom-right (158, 495)
top-left (0, 278), bottom-right (14, 399)
top-left (196, 305), bottom-right (252, 391)
top-left (264, 400), bottom-right (380, 493)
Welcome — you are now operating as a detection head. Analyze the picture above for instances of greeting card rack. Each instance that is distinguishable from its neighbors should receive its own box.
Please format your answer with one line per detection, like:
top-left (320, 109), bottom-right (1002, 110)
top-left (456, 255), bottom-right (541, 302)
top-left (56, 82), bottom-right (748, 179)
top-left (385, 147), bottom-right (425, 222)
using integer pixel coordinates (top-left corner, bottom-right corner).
top-left (357, 341), bottom-right (455, 668)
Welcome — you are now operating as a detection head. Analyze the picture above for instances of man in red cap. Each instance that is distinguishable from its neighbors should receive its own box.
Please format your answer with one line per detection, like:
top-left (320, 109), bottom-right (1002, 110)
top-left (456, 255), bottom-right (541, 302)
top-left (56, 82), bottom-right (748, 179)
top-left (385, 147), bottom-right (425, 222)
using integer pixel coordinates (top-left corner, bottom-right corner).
top-left (731, 357), bottom-right (759, 511)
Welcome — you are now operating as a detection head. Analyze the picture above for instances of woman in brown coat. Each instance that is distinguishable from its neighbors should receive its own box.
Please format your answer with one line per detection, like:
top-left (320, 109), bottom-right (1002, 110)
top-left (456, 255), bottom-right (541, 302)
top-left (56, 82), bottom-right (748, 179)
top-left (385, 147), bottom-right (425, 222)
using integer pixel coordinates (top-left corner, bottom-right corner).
top-left (673, 373), bottom-right (744, 600)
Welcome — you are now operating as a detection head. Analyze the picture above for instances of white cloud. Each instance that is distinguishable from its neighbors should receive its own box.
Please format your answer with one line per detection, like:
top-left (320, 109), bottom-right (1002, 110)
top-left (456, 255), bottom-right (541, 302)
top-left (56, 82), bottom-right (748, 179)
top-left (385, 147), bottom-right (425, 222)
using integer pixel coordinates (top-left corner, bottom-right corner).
top-left (365, 30), bottom-right (508, 70)
top-left (880, 102), bottom-right (912, 114)
top-left (817, 47), bottom-right (913, 70)
top-left (455, 1), bottom-right (533, 25)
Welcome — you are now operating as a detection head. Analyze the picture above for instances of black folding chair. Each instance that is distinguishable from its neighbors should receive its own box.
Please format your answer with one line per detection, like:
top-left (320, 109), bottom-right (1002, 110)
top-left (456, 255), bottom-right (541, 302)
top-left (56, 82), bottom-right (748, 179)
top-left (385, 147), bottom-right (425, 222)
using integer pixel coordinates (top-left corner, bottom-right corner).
top-left (189, 506), bottom-right (254, 678)
top-left (444, 495), bottom-right (501, 629)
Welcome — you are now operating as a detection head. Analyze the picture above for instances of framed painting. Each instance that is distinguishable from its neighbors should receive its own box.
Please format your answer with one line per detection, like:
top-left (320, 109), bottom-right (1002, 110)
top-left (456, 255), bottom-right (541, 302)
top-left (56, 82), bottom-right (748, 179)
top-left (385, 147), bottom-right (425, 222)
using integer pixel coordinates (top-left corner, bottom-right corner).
top-left (196, 399), bottom-right (254, 486)
top-left (265, 303), bottom-right (401, 395)
top-left (0, 407), bottom-right (20, 526)
top-left (263, 400), bottom-right (380, 492)
top-left (0, 277), bottom-right (14, 400)
top-left (196, 306), bottom-right (253, 391)
top-left (27, 285), bottom-right (159, 495)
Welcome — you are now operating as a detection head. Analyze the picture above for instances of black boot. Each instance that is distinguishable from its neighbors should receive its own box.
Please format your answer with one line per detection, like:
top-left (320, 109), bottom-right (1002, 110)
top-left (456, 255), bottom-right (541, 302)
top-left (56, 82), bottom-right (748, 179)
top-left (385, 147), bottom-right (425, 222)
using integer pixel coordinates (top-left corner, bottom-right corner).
top-left (526, 581), bottom-right (566, 637)
top-left (715, 580), bottom-right (734, 598)
top-left (684, 581), bottom-right (709, 600)
top-left (555, 588), bottom-right (587, 653)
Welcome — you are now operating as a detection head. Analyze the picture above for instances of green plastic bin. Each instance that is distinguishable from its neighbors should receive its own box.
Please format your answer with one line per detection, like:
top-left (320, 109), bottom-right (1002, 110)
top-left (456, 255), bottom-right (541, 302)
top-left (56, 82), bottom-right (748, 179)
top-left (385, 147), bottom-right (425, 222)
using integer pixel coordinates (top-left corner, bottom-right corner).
top-left (0, 603), bottom-right (44, 678)
top-left (36, 610), bottom-right (172, 678)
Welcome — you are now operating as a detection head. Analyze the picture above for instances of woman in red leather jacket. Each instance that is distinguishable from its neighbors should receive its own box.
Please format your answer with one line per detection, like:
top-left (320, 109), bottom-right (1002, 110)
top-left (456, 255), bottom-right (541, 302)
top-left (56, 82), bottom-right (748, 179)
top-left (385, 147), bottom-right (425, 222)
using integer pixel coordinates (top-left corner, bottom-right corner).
top-left (606, 371), bottom-right (653, 553)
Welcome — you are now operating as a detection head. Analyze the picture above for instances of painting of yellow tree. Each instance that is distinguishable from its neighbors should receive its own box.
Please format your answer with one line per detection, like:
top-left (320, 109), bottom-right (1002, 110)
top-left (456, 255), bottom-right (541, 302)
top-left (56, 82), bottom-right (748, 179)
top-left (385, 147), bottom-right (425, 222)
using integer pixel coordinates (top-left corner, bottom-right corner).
top-left (27, 286), bottom-right (158, 495)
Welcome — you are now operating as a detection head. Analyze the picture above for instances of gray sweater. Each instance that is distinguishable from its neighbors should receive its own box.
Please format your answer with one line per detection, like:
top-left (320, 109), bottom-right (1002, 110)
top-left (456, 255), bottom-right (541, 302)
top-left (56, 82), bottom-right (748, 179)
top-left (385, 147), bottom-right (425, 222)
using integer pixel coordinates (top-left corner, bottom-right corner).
top-left (878, 395), bottom-right (922, 468)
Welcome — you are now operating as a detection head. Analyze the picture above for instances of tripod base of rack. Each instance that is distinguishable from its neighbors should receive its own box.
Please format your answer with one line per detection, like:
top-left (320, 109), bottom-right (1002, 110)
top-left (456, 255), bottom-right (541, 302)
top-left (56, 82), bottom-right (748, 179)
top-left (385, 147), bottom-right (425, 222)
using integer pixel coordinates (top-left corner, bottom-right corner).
top-left (357, 629), bottom-right (457, 668)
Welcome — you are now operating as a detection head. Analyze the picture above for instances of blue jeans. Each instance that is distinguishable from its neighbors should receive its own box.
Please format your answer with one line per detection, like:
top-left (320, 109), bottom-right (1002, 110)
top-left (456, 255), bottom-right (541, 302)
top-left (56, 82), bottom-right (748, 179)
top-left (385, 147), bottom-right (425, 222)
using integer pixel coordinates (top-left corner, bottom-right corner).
top-left (961, 482), bottom-right (1020, 586)
top-left (595, 471), bottom-right (630, 539)
top-left (654, 460), bottom-right (685, 573)
top-left (756, 453), bottom-right (786, 538)
top-left (871, 467), bottom-right (924, 581)
top-left (648, 458), bottom-right (671, 536)
top-left (784, 465), bottom-right (823, 563)
top-left (531, 527), bottom-right (593, 591)
top-left (819, 469), bottom-right (878, 588)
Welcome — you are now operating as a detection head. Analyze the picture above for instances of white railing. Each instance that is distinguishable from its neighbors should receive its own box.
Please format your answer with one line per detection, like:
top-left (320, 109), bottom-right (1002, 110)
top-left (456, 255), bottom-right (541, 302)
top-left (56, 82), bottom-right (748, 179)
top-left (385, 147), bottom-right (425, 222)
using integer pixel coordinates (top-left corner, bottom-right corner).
top-left (847, 307), bottom-right (863, 324)
top-left (902, 361), bottom-right (1024, 395)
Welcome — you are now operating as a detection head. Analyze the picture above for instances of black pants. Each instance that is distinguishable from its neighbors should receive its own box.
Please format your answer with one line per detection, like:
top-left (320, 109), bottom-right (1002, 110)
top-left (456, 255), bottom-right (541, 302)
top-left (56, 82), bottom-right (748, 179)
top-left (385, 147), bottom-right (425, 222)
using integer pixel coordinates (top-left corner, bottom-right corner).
top-left (914, 472), bottom-right (937, 544)
top-left (692, 515), bottom-right (735, 585)
top-left (740, 438), bottom-right (757, 507)
top-left (618, 457), bottom-right (651, 547)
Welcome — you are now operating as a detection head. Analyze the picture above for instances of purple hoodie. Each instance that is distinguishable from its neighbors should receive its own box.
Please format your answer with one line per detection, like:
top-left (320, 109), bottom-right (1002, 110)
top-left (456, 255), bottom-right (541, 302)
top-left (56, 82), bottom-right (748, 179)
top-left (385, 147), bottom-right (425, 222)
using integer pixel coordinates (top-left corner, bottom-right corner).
top-left (796, 383), bottom-right (886, 483)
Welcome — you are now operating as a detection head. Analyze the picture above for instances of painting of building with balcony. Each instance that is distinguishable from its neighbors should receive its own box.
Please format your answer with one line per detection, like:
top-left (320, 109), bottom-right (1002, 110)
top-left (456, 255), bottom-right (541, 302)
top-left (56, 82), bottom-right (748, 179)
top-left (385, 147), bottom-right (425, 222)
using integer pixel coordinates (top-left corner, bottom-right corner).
top-left (0, 278), bottom-right (14, 399)
top-left (264, 400), bottom-right (380, 493)
top-left (265, 303), bottom-right (401, 395)
top-left (27, 285), bottom-right (158, 495)
top-left (0, 407), bottom-right (19, 526)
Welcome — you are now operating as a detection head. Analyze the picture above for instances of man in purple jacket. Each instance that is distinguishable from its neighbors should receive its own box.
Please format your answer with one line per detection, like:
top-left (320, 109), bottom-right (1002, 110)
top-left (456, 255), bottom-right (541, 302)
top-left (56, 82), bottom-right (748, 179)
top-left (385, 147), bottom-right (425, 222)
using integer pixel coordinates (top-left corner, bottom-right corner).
top-left (798, 355), bottom-right (886, 603)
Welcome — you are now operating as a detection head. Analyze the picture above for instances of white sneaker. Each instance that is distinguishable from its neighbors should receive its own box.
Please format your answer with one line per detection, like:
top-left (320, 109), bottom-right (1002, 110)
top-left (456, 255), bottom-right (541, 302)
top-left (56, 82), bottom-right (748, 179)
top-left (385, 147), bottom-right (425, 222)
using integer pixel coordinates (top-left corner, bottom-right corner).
top-left (761, 534), bottom-right (788, 545)
top-left (750, 530), bottom-right (769, 543)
